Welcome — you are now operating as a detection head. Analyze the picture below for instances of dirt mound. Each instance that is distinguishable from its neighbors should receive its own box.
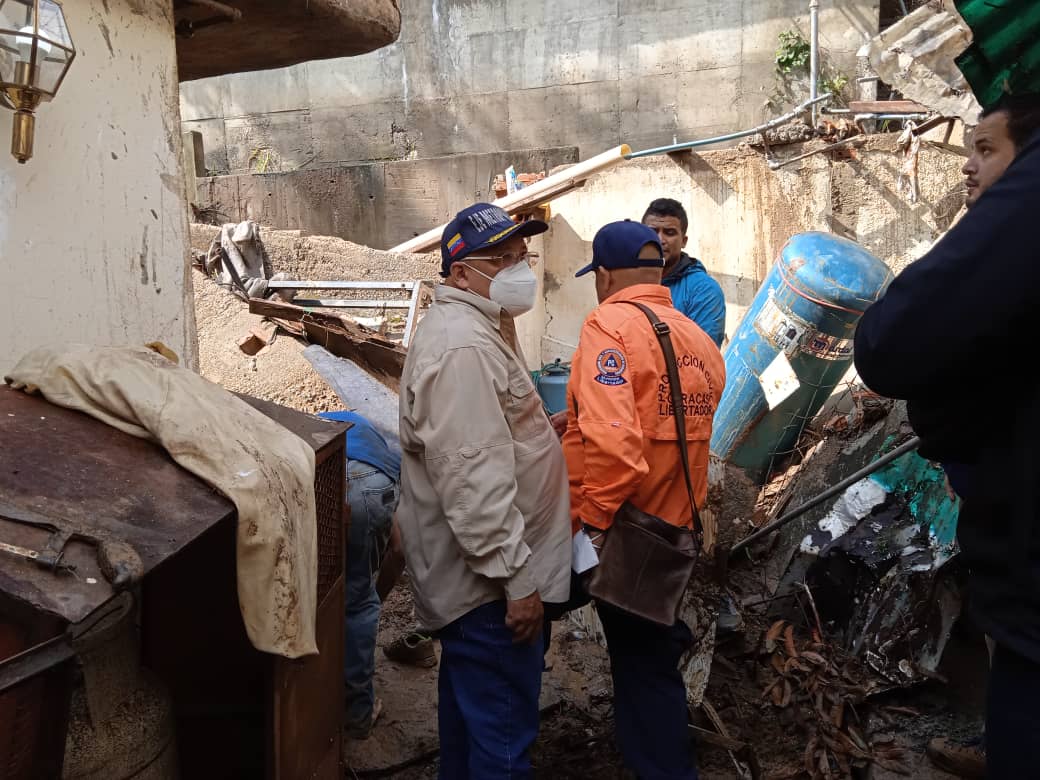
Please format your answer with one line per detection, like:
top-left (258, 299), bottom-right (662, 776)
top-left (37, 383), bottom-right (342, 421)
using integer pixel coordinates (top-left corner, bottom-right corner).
top-left (190, 223), bottom-right (438, 283)
top-left (192, 268), bottom-right (342, 415)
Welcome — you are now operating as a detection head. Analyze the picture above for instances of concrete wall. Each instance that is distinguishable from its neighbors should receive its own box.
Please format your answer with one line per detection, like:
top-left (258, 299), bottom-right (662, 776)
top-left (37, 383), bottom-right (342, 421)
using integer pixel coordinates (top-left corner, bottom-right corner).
top-left (196, 146), bottom-right (578, 248)
top-left (536, 135), bottom-right (966, 366)
top-left (180, 0), bottom-right (880, 174)
top-left (0, 2), bottom-right (196, 375)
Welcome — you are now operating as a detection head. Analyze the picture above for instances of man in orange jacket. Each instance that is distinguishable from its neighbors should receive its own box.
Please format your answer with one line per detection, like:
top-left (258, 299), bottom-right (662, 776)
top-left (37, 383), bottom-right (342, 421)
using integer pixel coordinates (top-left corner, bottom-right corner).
top-left (562, 220), bottom-right (724, 779)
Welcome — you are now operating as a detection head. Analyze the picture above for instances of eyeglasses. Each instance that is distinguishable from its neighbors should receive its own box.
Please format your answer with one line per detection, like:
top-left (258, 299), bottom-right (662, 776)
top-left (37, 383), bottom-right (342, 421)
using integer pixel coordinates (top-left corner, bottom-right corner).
top-left (464, 250), bottom-right (540, 268)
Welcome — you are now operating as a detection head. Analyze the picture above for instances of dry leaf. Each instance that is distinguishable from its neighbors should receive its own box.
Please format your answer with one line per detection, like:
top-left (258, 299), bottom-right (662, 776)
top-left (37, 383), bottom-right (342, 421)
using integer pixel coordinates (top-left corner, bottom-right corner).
top-left (762, 677), bottom-right (782, 700)
top-left (818, 749), bottom-right (831, 776)
top-left (765, 620), bottom-right (786, 652)
top-left (835, 731), bottom-right (871, 761)
top-left (784, 625), bottom-right (799, 658)
top-left (804, 737), bottom-right (818, 775)
top-left (830, 701), bottom-right (844, 727)
top-left (802, 651), bottom-right (827, 665)
top-left (835, 749), bottom-right (851, 776)
top-left (848, 725), bottom-right (869, 752)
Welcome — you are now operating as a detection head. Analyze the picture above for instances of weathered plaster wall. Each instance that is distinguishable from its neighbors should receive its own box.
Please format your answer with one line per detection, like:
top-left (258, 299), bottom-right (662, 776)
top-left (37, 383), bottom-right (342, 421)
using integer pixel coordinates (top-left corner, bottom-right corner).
top-left (0, 1), bottom-right (195, 375)
top-left (538, 136), bottom-right (965, 365)
top-left (195, 146), bottom-right (578, 249)
top-left (179, 0), bottom-right (880, 173)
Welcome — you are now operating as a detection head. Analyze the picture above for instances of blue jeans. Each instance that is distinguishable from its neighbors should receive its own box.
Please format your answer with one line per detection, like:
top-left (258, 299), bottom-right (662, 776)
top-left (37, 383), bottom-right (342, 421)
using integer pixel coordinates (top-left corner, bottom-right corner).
top-left (437, 600), bottom-right (543, 779)
top-left (344, 460), bottom-right (398, 729)
top-left (597, 603), bottom-right (698, 780)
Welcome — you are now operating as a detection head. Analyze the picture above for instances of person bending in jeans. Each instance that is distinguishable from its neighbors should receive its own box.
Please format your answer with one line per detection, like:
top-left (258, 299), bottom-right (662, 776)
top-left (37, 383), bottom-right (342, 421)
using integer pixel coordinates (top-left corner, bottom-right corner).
top-left (320, 410), bottom-right (401, 740)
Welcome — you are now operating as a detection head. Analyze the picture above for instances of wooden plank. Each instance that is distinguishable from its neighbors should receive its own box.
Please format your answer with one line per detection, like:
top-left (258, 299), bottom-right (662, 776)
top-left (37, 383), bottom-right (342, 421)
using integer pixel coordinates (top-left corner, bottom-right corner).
top-left (389, 144), bottom-right (631, 254)
top-left (847, 100), bottom-right (929, 114)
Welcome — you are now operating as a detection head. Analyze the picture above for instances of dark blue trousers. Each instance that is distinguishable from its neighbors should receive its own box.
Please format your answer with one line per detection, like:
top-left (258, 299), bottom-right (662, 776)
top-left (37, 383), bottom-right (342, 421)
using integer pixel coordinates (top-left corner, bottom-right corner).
top-left (437, 600), bottom-right (543, 779)
top-left (597, 603), bottom-right (698, 780)
top-left (987, 645), bottom-right (1040, 777)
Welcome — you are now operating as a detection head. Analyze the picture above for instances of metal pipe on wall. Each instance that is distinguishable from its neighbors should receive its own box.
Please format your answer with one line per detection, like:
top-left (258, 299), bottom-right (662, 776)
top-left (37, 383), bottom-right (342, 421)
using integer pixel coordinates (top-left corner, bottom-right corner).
top-left (625, 93), bottom-right (831, 159)
top-left (810, 0), bottom-right (820, 127)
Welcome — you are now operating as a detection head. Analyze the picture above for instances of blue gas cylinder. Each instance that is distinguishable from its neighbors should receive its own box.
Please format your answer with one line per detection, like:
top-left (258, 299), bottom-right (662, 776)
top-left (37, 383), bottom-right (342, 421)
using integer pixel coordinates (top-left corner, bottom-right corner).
top-left (535, 359), bottom-right (571, 415)
top-left (710, 232), bottom-right (893, 482)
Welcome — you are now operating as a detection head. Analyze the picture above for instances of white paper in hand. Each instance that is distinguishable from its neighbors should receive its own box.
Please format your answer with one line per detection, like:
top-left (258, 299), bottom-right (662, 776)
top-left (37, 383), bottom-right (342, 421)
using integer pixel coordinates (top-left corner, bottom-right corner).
top-left (572, 529), bottom-right (599, 574)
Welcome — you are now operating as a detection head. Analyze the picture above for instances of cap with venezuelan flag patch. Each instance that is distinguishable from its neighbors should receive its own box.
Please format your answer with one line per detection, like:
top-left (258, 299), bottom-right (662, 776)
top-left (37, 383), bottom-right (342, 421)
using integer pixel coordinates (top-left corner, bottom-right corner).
top-left (439, 203), bottom-right (548, 277)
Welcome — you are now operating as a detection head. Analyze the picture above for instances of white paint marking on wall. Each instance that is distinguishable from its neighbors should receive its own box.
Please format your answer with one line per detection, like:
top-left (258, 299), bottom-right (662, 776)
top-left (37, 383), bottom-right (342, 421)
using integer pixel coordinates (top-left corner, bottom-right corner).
top-left (401, 57), bottom-right (409, 110)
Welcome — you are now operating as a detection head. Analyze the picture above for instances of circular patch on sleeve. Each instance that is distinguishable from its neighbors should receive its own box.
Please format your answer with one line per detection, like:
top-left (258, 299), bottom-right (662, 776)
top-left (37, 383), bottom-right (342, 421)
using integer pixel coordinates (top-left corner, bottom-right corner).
top-left (594, 348), bottom-right (628, 386)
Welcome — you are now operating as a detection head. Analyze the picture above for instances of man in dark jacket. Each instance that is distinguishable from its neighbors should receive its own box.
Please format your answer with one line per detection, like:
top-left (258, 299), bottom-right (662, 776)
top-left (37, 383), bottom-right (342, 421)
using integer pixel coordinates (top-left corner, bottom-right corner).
top-left (922, 94), bottom-right (1040, 778)
top-left (642, 198), bottom-right (727, 346)
top-left (853, 94), bottom-right (1040, 778)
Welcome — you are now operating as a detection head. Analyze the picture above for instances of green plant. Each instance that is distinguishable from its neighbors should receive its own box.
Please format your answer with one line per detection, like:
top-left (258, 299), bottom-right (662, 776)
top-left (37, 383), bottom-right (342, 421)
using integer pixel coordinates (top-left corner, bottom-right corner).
top-left (248, 145), bottom-right (274, 174)
top-left (819, 72), bottom-right (849, 105)
top-left (776, 29), bottom-right (811, 75)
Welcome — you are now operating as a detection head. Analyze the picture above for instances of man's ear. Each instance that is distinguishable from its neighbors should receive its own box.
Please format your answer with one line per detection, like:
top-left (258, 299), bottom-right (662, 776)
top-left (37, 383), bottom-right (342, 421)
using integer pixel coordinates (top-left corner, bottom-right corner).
top-left (682, 234), bottom-right (689, 248)
top-left (449, 262), bottom-right (469, 289)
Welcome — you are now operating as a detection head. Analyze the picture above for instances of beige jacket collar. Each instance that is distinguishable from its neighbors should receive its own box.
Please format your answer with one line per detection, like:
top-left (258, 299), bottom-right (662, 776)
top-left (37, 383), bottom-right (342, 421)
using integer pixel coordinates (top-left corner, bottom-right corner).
top-left (434, 283), bottom-right (503, 328)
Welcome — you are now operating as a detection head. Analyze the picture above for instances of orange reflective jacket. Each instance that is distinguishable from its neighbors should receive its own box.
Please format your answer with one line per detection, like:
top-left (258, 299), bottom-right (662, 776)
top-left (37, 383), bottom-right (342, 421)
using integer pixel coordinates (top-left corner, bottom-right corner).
top-left (562, 284), bottom-right (725, 536)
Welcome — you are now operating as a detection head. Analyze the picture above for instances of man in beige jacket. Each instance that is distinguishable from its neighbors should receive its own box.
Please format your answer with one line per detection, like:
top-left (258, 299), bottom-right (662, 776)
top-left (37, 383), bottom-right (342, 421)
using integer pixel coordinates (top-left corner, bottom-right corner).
top-left (397, 203), bottom-right (571, 779)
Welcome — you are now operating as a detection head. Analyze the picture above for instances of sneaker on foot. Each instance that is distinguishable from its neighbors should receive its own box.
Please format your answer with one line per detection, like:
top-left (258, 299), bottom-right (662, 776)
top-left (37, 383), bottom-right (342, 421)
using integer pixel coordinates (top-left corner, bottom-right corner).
top-left (345, 697), bottom-right (383, 740)
top-left (925, 736), bottom-right (986, 779)
top-left (383, 631), bottom-right (437, 668)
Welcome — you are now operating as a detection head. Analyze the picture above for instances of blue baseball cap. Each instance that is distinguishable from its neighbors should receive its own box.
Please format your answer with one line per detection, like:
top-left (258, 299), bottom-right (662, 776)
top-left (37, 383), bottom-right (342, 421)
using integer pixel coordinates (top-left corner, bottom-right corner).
top-left (440, 203), bottom-right (548, 277)
top-left (574, 220), bottom-right (664, 277)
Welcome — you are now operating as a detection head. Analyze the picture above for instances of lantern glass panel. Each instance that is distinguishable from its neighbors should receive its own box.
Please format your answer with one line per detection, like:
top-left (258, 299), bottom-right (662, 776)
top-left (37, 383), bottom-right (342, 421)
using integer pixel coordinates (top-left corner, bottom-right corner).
top-left (0, 1), bottom-right (71, 95)
top-left (0, 1), bottom-right (34, 84)
top-left (38, 1), bottom-right (70, 49)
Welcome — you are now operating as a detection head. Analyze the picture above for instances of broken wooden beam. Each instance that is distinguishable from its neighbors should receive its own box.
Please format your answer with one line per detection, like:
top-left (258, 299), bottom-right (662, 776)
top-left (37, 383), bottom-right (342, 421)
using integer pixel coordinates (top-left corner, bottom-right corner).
top-left (248, 298), bottom-right (406, 382)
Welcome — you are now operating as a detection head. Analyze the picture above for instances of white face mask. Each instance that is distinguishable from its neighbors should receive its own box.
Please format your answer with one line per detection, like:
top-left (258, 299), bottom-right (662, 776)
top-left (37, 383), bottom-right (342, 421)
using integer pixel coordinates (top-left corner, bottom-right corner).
top-left (462, 262), bottom-right (538, 316)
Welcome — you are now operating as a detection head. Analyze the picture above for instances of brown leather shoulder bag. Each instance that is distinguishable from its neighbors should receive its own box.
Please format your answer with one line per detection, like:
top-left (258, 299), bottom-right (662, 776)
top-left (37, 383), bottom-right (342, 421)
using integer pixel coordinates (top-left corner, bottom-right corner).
top-left (583, 301), bottom-right (703, 626)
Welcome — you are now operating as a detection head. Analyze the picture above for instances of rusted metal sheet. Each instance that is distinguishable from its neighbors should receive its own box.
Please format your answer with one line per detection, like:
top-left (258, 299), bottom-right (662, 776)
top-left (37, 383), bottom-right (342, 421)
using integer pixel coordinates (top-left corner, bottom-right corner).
top-left (0, 385), bottom-right (236, 624)
top-left (248, 297), bottom-right (406, 382)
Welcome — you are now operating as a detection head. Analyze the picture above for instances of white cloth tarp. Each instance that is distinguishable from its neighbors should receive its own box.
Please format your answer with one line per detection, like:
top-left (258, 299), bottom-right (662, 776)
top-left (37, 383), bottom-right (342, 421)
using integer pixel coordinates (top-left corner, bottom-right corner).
top-left (5, 344), bottom-right (318, 658)
top-left (205, 220), bottom-right (276, 299)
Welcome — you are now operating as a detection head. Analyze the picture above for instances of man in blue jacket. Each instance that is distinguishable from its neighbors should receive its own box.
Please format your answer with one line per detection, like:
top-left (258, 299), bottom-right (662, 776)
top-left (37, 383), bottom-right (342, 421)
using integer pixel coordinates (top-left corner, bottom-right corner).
top-left (853, 93), bottom-right (1040, 778)
top-left (642, 198), bottom-right (726, 346)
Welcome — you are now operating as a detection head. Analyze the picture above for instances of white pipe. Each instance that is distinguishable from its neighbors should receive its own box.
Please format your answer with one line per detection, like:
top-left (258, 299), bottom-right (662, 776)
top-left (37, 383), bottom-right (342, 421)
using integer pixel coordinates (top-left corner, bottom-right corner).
top-left (389, 144), bottom-right (631, 254)
top-left (810, 0), bottom-right (820, 127)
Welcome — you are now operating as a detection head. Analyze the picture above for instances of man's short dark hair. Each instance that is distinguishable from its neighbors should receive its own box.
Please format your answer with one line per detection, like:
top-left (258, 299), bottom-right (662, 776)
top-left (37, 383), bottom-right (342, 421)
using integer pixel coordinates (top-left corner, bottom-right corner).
top-left (982, 93), bottom-right (1040, 151)
top-left (642, 198), bottom-right (688, 234)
